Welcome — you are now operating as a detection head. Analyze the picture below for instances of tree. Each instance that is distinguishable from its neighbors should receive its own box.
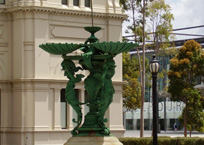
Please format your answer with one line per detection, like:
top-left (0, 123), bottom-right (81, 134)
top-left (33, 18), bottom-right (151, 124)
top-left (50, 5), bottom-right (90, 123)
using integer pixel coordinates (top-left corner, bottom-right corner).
top-left (147, 0), bottom-right (174, 54)
top-left (120, 0), bottom-right (174, 137)
top-left (123, 52), bottom-right (141, 112)
top-left (168, 40), bottom-right (204, 137)
top-left (178, 88), bottom-right (204, 137)
top-left (120, 0), bottom-right (148, 137)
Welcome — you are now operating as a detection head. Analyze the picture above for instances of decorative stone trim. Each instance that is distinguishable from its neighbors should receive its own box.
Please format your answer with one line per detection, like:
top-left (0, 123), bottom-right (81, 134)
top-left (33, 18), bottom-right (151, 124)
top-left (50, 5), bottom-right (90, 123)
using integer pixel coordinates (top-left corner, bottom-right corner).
top-left (0, 78), bottom-right (125, 84)
top-left (0, 129), bottom-right (73, 133)
top-left (0, 42), bottom-right (8, 47)
top-left (24, 41), bottom-right (34, 46)
top-left (1, 6), bottom-right (127, 20)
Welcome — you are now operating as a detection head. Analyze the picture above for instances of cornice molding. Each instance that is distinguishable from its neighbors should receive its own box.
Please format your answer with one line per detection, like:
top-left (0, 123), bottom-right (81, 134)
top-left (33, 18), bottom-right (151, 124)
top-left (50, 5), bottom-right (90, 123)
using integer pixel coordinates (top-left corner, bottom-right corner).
top-left (1, 6), bottom-right (127, 20)
top-left (0, 78), bottom-right (125, 85)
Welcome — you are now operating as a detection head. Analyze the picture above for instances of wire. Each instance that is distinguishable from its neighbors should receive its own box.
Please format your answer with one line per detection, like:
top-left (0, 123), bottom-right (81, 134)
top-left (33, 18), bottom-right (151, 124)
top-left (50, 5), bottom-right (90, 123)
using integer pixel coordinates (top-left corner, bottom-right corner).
top-left (170, 33), bottom-right (204, 37)
top-left (123, 33), bottom-right (204, 38)
top-left (123, 25), bottom-right (204, 37)
top-left (173, 25), bottom-right (204, 31)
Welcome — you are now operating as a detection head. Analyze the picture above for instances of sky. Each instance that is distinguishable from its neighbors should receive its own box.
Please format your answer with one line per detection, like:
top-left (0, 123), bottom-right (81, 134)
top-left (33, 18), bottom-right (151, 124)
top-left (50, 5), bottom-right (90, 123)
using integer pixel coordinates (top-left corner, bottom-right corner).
top-left (122, 0), bottom-right (204, 40)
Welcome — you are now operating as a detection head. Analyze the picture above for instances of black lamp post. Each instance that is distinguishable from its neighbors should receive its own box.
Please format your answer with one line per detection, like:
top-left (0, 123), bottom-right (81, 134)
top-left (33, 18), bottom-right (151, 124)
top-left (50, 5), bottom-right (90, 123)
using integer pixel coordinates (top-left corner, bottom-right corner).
top-left (150, 55), bottom-right (159, 145)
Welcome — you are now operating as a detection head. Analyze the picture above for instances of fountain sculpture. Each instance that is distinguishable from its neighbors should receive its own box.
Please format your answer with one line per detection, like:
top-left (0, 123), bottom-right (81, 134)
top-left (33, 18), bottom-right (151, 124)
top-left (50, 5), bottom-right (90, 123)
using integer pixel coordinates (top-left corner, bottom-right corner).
top-left (39, 2), bottom-right (138, 144)
top-left (40, 26), bottom-right (138, 137)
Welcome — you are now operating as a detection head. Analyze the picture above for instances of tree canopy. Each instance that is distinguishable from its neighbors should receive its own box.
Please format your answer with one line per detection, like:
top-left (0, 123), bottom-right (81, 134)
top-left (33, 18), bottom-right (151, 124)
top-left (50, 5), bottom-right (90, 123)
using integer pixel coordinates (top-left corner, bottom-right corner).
top-left (168, 40), bottom-right (204, 136)
top-left (123, 52), bottom-right (141, 112)
top-left (147, 0), bottom-right (174, 53)
top-left (168, 40), bottom-right (204, 98)
top-left (178, 88), bottom-right (204, 137)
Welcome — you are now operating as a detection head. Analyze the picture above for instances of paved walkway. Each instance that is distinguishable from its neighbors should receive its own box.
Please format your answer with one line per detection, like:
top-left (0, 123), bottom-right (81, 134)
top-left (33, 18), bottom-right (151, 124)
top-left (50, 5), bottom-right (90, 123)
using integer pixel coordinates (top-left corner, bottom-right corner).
top-left (124, 130), bottom-right (204, 138)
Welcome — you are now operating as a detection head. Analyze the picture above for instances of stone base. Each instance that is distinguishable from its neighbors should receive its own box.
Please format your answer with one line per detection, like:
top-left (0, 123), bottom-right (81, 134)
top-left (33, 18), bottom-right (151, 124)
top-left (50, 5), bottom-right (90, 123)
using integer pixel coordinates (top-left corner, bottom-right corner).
top-left (64, 136), bottom-right (123, 145)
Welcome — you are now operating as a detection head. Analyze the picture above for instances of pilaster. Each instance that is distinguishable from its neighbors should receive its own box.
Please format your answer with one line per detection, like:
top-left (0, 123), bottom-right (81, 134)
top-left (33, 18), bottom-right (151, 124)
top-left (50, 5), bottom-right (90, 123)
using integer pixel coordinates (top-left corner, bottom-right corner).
top-left (106, 18), bottom-right (123, 81)
top-left (12, 11), bottom-right (35, 79)
top-left (0, 82), bottom-right (12, 132)
top-left (107, 0), bottom-right (114, 13)
top-left (24, 12), bottom-right (34, 78)
top-left (68, 0), bottom-right (74, 8)
top-left (54, 88), bottom-right (62, 130)
top-left (113, 0), bottom-right (122, 14)
top-left (108, 82), bottom-right (125, 137)
top-left (80, 0), bottom-right (85, 10)
top-left (0, 13), bottom-right (10, 80)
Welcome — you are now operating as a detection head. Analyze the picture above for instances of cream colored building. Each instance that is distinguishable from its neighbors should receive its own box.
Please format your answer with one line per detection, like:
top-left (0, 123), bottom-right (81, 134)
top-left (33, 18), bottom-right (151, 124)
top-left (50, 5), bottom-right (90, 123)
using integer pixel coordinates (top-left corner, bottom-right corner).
top-left (0, 0), bottom-right (126, 145)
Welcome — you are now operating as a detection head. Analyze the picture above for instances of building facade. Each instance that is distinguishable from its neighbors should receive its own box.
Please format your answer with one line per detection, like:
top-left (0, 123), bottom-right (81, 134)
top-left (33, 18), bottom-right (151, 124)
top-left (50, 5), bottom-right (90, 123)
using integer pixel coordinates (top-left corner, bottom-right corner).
top-left (0, 0), bottom-right (126, 145)
top-left (125, 101), bottom-right (185, 131)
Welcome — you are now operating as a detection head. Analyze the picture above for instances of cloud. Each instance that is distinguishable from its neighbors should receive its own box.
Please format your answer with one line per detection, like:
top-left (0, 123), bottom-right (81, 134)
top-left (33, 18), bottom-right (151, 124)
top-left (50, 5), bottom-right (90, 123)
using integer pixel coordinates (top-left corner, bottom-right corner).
top-left (122, 0), bottom-right (204, 40)
top-left (166, 0), bottom-right (204, 39)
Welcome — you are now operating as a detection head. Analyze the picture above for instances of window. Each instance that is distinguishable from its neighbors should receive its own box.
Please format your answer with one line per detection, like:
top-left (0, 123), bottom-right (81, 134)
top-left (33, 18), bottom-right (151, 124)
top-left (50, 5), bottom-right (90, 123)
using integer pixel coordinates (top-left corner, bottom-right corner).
top-left (62, 0), bottom-right (90, 7)
top-left (0, 89), bottom-right (2, 143)
top-left (126, 119), bottom-right (133, 130)
top-left (73, 0), bottom-right (79, 6)
top-left (60, 89), bottom-right (80, 129)
top-left (0, 89), bottom-right (1, 127)
top-left (85, 0), bottom-right (90, 7)
top-left (60, 89), bottom-right (67, 129)
top-left (0, 0), bottom-right (5, 4)
top-left (72, 89), bottom-right (79, 127)
top-left (61, 0), bottom-right (67, 5)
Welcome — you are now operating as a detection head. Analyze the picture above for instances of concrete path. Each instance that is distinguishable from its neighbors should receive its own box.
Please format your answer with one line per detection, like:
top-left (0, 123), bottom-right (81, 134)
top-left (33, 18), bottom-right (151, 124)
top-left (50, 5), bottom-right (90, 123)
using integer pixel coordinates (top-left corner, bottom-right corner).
top-left (124, 130), bottom-right (204, 138)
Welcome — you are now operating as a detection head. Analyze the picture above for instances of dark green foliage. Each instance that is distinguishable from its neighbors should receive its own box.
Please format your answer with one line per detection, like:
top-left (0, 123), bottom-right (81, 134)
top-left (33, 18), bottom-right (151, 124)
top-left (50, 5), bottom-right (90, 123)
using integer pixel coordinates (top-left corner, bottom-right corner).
top-left (119, 137), bottom-right (204, 145)
top-left (178, 88), bottom-right (204, 133)
top-left (119, 137), bottom-right (152, 145)
top-left (168, 40), bottom-right (204, 136)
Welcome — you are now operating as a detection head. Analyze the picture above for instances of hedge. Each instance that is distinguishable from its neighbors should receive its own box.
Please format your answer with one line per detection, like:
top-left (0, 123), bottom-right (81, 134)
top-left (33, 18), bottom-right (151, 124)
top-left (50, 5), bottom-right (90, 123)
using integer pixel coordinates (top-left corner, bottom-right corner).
top-left (119, 137), bottom-right (204, 145)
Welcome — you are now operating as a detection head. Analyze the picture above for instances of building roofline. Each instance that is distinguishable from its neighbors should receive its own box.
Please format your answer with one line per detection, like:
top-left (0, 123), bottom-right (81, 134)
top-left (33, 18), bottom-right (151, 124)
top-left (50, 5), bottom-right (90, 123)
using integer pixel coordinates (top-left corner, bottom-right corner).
top-left (1, 6), bottom-right (128, 20)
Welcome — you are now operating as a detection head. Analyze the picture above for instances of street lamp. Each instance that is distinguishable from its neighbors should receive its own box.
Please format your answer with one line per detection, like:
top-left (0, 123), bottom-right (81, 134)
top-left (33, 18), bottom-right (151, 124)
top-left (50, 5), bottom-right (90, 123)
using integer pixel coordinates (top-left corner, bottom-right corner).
top-left (150, 55), bottom-right (159, 145)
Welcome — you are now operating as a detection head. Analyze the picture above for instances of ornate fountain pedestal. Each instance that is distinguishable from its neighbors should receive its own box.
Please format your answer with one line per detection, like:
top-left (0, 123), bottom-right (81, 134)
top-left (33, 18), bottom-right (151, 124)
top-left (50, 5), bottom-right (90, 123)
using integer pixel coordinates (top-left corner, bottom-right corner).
top-left (64, 136), bottom-right (123, 145)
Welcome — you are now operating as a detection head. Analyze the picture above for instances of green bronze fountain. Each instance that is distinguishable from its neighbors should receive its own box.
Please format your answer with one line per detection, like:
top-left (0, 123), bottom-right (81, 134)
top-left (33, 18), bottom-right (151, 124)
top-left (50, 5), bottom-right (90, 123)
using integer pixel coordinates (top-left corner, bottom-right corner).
top-left (40, 25), bottom-right (138, 138)
top-left (40, 26), bottom-right (138, 137)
